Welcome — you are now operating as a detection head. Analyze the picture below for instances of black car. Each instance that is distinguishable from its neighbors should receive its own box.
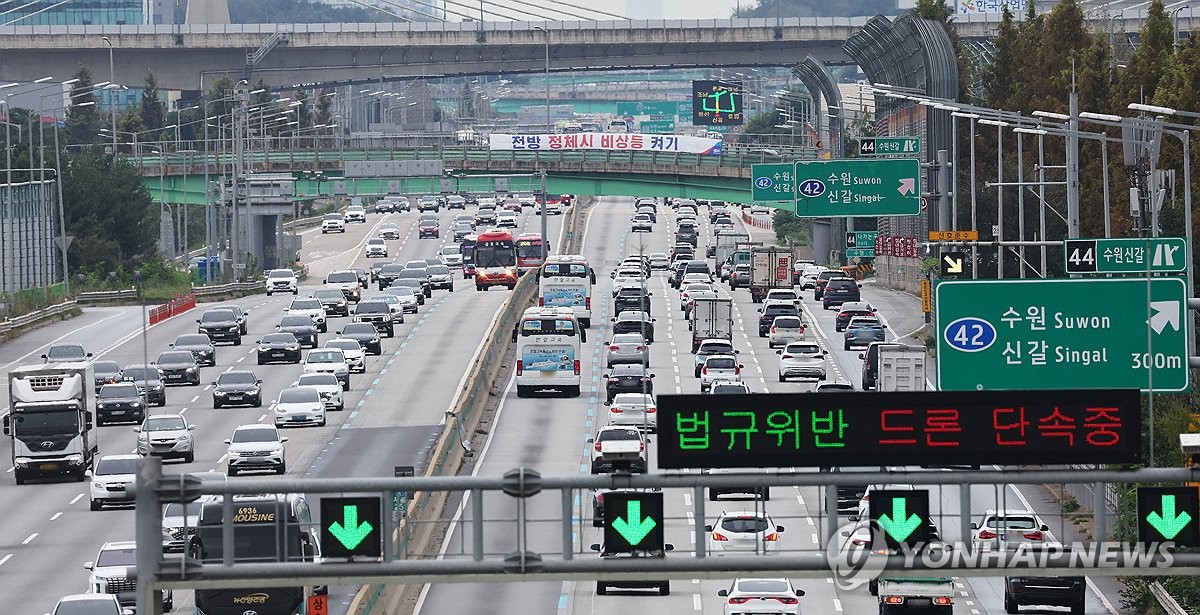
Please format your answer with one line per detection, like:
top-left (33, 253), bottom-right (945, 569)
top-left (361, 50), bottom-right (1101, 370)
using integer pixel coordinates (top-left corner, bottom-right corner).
top-left (475, 208), bottom-right (498, 225)
top-left (398, 268), bottom-right (433, 297)
top-left (373, 200), bottom-right (393, 213)
top-left (256, 333), bottom-right (303, 365)
top-left (1004, 575), bottom-right (1085, 614)
top-left (613, 287), bottom-right (652, 315)
top-left (669, 262), bottom-right (690, 288)
top-left (603, 364), bottom-right (654, 404)
top-left (354, 300), bottom-right (395, 337)
top-left (312, 289), bottom-right (350, 318)
top-left (95, 382), bottom-right (146, 426)
top-left (338, 323), bottom-right (383, 355)
top-left (676, 222), bottom-right (698, 246)
top-left (171, 334), bottom-right (216, 367)
top-left (389, 279), bottom-right (426, 304)
top-left (376, 264), bottom-right (405, 290)
top-left (830, 466), bottom-right (880, 514)
top-left (93, 360), bottom-right (122, 393)
top-left (758, 303), bottom-right (800, 337)
top-left (835, 303), bottom-right (876, 332)
top-left (610, 311), bottom-right (655, 343)
top-left (212, 304), bottom-right (249, 335)
top-left (276, 315), bottom-right (319, 348)
top-left (120, 364), bottom-right (167, 407)
top-left (369, 261), bottom-right (389, 283)
top-left (822, 277), bottom-right (862, 310)
top-left (197, 309), bottom-right (241, 345)
top-left (351, 267), bottom-right (371, 288)
top-left (211, 370), bottom-right (263, 408)
top-left (418, 220), bottom-right (440, 238)
top-left (445, 195), bottom-right (467, 209)
top-left (155, 350), bottom-right (201, 386)
top-left (813, 270), bottom-right (847, 301)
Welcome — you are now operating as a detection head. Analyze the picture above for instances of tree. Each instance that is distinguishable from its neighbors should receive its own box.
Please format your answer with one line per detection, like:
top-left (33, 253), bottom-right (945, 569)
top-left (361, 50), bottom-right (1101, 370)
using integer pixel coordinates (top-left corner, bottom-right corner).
top-left (60, 147), bottom-right (158, 272)
top-left (983, 6), bottom-right (1021, 110)
top-left (1116, 0), bottom-right (1174, 104)
top-left (295, 89), bottom-right (313, 130)
top-left (314, 88), bottom-right (333, 126)
top-left (117, 106), bottom-right (145, 153)
top-left (140, 70), bottom-right (164, 131)
top-left (1029, 0), bottom-right (1089, 113)
top-left (65, 66), bottom-right (102, 146)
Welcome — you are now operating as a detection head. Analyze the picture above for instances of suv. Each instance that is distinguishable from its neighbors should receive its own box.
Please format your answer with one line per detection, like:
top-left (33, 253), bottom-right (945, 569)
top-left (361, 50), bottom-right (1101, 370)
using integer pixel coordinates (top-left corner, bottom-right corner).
top-left (287, 297), bottom-right (328, 333)
top-left (1004, 574), bottom-right (1085, 614)
top-left (777, 342), bottom-right (827, 382)
top-left (676, 222), bottom-right (698, 246)
top-left (694, 339), bottom-right (737, 377)
top-left (52, 594), bottom-right (126, 615)
top-left (418, 219), bottom-right (440, 238)
top-left (155, 350), bottom-right (202, 386)
top-left (822, 277), bottom-right (861, 310)
top-left (757, 302), bottom-right (800, 337)
top-left (46, 343), bottom-right (93, 363)
top-left (171, 334), bottom-right (216, 367)
top-left (95, 383), bottom-right (146, 426)
top-left (295, 372), bottom-right (345, 412)
top-left (364, 238), bottom-right (389, 258)
top-left (813, 269), bottom-right (846, 300)
top-left (344, 206), bottom-right (367, 223)
top-left (325, 270), bottom-right (363, 302)
top-left (321, 213), bottom-right (346, 233)
top-left (312, 288), bottom-right (350, 318)
top-left (224, 423), bottom-right (287, 475)
top-left (88, 455), bottom-right (138, 510)
top-left (265, 268), bottom-right (298, 295)
top-left (135, 414), bottom-right (195, 462)
top-left (85, 541), bottom-right (173, 610)
top-left (590, 540), bottom-right (673, 595)
top-left (303, 348), bottom-right (351, 390)
top-left (120, 364), bottom-right (166, 406)
top-left (354, 300), bottom-right (395, 337)
top-left (417, 195), bottom-right (440, 212)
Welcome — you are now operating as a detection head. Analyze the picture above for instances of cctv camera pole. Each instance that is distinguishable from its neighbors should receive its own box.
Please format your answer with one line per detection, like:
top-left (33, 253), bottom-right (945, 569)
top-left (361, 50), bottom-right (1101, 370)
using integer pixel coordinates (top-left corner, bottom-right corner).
top-left (540, 170), bottom-right (548, 261)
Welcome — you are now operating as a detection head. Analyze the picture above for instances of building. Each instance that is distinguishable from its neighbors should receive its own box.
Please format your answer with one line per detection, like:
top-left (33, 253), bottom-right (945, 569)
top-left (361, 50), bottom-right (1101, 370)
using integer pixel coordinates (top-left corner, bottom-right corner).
top-left (1, 0), bottom-right (147, 25)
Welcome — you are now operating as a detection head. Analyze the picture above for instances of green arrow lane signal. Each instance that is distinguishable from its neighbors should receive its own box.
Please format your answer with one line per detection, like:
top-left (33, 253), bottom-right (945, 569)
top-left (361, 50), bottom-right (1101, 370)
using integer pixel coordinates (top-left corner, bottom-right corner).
top-left (1146, 494), bottom-right (1192, 540)
top-left (328, 504), bottom-right (374, 549)
top-left (612, 500), bottom-right (657, 546)
top-left (1137, 487), bottom-right (1200, 546)
top-left (877, 497), bottom-right (922, 542)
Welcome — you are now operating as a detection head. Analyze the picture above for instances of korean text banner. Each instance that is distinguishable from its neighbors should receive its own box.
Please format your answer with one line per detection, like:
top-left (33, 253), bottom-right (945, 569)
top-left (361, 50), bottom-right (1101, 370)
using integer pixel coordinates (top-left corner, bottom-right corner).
top-left (489, 133), bottom-right (724, 156)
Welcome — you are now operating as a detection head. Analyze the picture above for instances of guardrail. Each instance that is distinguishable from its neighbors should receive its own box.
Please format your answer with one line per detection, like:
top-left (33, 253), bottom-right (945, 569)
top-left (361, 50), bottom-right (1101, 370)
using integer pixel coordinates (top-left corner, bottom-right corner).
top-left (190, 281), bottom-right (262, 297)
top-left (742, 210), bottom-right (774, 230)
top-left (148, 293), bottom-right (196, 326)
top-left (0, 300), bottom-right (78, 335)
top-left (76, 288), bottom-right (140, 303)
top-left (1150, 581), bottom-right (1190, 615)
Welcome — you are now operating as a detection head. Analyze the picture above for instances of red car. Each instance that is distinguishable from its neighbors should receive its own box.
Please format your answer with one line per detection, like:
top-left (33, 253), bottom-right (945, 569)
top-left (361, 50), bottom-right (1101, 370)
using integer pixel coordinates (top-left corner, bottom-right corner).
top-left (418, 220), bottom-right (440, 238)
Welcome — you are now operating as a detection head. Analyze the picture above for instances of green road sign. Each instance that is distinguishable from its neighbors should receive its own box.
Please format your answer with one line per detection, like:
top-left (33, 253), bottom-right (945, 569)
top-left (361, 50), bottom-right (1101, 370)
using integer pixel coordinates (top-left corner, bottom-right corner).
top-left (1137, 487), bottom-right (1200, 546)
top-left (936, 278), bottom-right (1189, 392)
top-left (794, 158), bottom-right (922, 217)
top-left (858, 137), bottom-right (922, 156)
top-left (321, 497), bottom-right (382, 559)
top-left (869, 489), bottom-right (931, 549)
top-left (751, 163), bottom-right (795, 202)
top-left (846, 231), bottom-right (878, 248)
top-left (846, 248), bottom-right (875, 258)
top-left (617, 101), bottom-right (682, 117)
top-left (1064, 237), bottom-right (1188, 274)
top-left (603, 491), bottom-right (664, 553)
top-left (639, 120), bottom-right (676, 134)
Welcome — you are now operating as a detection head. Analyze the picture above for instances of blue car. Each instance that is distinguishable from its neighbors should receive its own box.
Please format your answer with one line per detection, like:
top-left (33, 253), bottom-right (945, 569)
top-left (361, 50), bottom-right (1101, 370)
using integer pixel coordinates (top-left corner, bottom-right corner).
top-left (844, 316), bottom-right (885, 350)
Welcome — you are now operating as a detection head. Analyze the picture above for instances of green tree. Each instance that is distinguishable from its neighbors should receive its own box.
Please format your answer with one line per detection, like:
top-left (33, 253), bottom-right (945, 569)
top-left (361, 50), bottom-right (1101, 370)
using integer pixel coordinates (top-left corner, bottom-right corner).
top-left (1030, 0), bottom-right (1089, 113)
top-left (983, 6), bottom-right (1021, 110)
top-left (1008, 0), bottom-right (1044, 114)
top-left (295, 89), bottom-right (313, 130)
top-left (65, 66), bottom-right (102, 146)
top-left (314, 88), bottom-right (333, 126)
top-left (117, 106), bottom-right (145, 151)
top-left (252, 78), bottom-right (272, 107)
top-left (1116, 0), bottom-right (1175, 104)
top-left (140, 70), bottom-right (164, 131)
top-left (60, 147), bottom-right (159, 272)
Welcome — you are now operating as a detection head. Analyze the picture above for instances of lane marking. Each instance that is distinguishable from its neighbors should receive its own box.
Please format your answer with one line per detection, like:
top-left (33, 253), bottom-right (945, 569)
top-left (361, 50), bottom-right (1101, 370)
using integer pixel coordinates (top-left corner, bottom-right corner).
top-left (0, 554), bottom-right (11, 566)
top-left (22, 533), bottom-right (37, 544)
top-left (50, 512), bottom-right (62, 521)
top-left (692, 594), bottom-right (702, 610)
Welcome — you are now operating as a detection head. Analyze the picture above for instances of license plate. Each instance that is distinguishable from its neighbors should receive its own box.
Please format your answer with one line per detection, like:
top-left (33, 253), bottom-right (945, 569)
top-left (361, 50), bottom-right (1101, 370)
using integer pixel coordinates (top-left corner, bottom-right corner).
top-left (110, 410), bottom-right (126, 415)
top-left (272, 352), bottom-right (285, 357)
top-left (227, 395), bottom-right (243, 400)
top-left (39, 463), bottom-right (58, 471)
top-left (290, 416), bottom-right (305, 422)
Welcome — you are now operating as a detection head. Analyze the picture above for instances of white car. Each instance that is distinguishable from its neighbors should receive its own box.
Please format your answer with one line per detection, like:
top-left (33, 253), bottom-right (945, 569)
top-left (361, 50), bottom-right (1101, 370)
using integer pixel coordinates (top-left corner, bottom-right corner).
top-left (439, 245), bottom-right (463, 267)
top-left (88, 454), bottom-right (138, 510)
top-left (764, 288), bottom-right (801, 305)
top-left (477, 196), bottom-right (496, 208)
top-left (324, 270), bottom-right (363, 303)
top-left (85, 541), bottom-right (172, 611)
top-left (496, 210), bottom-right (518, 228)
top-left (799, 265), bottom-right (828, 290)
top-left (777, 342), bottom-right (827, 382)
top-left (648, 252), bottom-right (670, 270)
top-left (384, 286), bottom-right (421, 313)
top-left (287, 297), bottom-right (328, 333)
top-left (224, 423), bottom-right (287, 475)
top-left (700, 354), bottom-right (742, 392)
top-left (364, 238), bottom-right (388, 258)
top-left (378, 223), bottom-right (402, 240)
top-left (709, 379), bottom-right (751, 394)
top-left (718, 578), bottom-right (803, 615)
top-left (372, 294), bottom-right (408, 323)
top-left (321, 213), bottom-right (346, 233)
top-left (611, 276), bottom-right (642, 296)
top-left (53, 593), bottom-right (129, 615)
top-left (265, 268), bottom-right (298, 295)
top-left (768, 315), bottom-right (807, 347)
top-left (294, 372), bottom-right (344, 411)
top-left (303, 348), bottom-right (350, 390)
top-left (972, 508), bottom-right (1054, 547)
top-left (324, 338), bottom-right (367, 373)
top-left (855, 483), bottom-right (916, 521)
top-left (750, 204), bottom-right (771, 215)
top-left (607, 392), bottom-right (656, 431)
top-left (274, 386), bottom-right (327, 427)
top-left (345, 206), bottom-right (367, 223)
top-left (587, 425), bottom-right (647, 474)
top-left (706, 511), bottom-right (785, 555)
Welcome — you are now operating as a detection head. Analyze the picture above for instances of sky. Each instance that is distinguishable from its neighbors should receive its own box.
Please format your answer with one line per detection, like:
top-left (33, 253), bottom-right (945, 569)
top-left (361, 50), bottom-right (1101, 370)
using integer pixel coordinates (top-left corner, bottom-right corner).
top-left (624, 0), bottom-right (745, 19)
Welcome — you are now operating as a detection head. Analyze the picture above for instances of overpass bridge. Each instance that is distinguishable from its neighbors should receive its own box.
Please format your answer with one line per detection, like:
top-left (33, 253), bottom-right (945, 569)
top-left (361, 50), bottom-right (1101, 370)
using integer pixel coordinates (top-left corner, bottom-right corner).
top-left (0, 12), bottom-right (1179, 90)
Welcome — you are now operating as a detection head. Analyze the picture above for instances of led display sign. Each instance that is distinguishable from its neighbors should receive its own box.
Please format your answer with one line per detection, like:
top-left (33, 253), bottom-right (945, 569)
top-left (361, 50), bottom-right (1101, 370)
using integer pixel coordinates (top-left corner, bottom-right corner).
top-left (692, 80), bottom-right (743, 126)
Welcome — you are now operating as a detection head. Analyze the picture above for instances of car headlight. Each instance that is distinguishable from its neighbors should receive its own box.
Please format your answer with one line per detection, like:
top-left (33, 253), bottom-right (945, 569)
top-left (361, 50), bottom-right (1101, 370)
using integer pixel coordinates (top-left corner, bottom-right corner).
top-left (214, 390), bottom-right (228, 397)
top-left (66, 453), bottom-right (83, 464)
top-left (227, 449), bottom-right (241, 457)
top-left (152, 385), bottom-right (163, 391)
top-left (270, 447), bottom-right (284, 456)
top-left (186, 367), bottom-right (198, 373)
top-left (92, 481), bottom-right (104, 489)
top-left (287, 345), bottom-right (299, 351)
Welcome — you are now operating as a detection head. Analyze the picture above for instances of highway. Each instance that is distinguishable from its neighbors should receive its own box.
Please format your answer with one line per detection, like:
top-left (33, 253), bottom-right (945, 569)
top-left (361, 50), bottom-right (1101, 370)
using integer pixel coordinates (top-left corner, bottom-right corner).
top-left (0, 201), bottom-right (563, 615)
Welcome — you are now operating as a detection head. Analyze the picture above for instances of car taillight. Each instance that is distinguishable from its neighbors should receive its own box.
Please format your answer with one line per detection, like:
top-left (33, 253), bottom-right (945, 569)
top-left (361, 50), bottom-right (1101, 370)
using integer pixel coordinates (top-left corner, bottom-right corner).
top-left (734, 366), bottom-right (741, 374)
top-left (775, 597), bottom-right (799, 604)
top-left (764, 532), bottom-right (779, 541)
top-left (701, 367), bottom-right (708, 375)
top-left (573, 360), bottom-right (581, 375)
top-left (585, 297), bottom-right (591, 309)
top-left (636, 345), bottom-right (646, 351)
top-left (594, 442), bottom-right (602, 452)
top-left (728, 597), bottom-right (751, 604)
top-left (609, 345), bottom-right (620, 351)
top-left (639, 442), bottom-right (645, 451)
top-left (647, 406), bottom-right (656, 413)
top-left (609, 377), bottom-right (620, 383)
top-left (539, 298), bottom-right (544, 306)
top-left (1024, 530), bottom-right (1044, 541)
top-left (516, 360), bottom-right (523, 375)
top-left (712, 532), bottom-right (728, 541)
top-left (770, 326), bottom-right (777, 333)
top-left (611, 406), bottom-right (623, 413)
top-left (977, 529), bottom-right (997, 540)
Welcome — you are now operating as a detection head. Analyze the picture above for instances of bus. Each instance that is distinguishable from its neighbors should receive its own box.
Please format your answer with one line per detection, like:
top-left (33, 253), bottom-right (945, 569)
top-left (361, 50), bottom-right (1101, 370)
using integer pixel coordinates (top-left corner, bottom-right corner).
top-left (460, 234), bottom-right (478, 279)
top-left (473, 230), bottom-right (518, 291)
top-left (189, 494), bottom-right (324, 615)
top-left (511, 306), bottom-right (586, 398)
top-left (516, 232), bottom-right (550, 273)
top-left (538, 255), bottom-right (596, 328)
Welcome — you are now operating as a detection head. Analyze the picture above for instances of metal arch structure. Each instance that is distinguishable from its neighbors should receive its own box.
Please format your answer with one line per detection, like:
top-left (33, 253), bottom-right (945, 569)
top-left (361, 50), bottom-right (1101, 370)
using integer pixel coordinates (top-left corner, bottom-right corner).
top-left (791, 56), bottom-right (846, 267)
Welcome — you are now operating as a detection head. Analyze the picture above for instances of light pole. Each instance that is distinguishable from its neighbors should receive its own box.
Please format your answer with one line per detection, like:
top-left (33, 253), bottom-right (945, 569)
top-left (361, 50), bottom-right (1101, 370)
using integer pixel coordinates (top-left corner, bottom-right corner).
top-left (101, 36), bottom-right (117, 153)
top-left (533, 26), bottom-right (550, 133)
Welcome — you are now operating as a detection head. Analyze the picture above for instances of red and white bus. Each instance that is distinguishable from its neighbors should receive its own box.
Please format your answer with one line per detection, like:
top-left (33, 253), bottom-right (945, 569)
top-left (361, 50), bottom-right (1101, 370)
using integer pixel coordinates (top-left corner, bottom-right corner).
top-left (515, 233), bottom-right (550, 273)
top-left (473, 230), bottom-right (519, 291)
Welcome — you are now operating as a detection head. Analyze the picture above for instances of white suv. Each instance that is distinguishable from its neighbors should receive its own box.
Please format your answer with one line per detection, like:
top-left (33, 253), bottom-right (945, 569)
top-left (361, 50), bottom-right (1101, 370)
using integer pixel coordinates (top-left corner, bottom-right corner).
top-left (89, 454), bottom-right (138, 511)
top-left (224, 423), bottom-right (287, 475)
top-left (303, 347), bottom-right (350, 390)
top-left (324, 338), bottom-right (367, 373)
top-left (287, 297), bottom-right (328, 333)
top-left (321, 213), bottom-right (346, 233)
top-left (294, 372), bottom-right (344, 411)
top-left (85, 541), bottom-right (173, 611)
top-left (345, 206), bottom-right (367, 223)
top-left (265, 268), bottom-right (298, 295)
top-left (364, 238), bottom-right (389, 258)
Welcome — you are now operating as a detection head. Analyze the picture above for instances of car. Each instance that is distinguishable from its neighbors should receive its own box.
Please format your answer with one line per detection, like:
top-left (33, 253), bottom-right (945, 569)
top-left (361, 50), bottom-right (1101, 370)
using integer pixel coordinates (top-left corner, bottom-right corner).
top-left (496, 210), bottom-right (518, 228)
top-left (614, 286), bottom-right (652, 315)
top-left (265, 268), bottom-right (298, 295)
top-left (378, 222), bottom-right (402, 240)
top-left (273, 387), bottom-right (327, 428)
top-left (52, 593), bottom-right (129, 615)
top-left (325, 338), bottom-right (367, 373)
top-left (587, 425), bottom-right (647, 474)
top-left (758, 302), bottom-right (800, 337)
top-left (706, 511), bottom-right (785, 555)
top-left (312, 288), bottom-right (350, 318)
top-left (712, 218), bottom-right (735, 234)
top-left (161, 474), bottom-right (224, 551)
top-left (418, 219), bottom-right (440, 238)
top-left (630, 213), bottom-right (653, 232)
top-left (119, 364), bottom-right (166, 406)
top-left (768, 315), bottom-right (807, 348)
top-left (209, 304), bottom-right (249, 335)
top-left (134, 414), bottom-right (195, 462)
top-left (709, 379), bottom-right (751, 394)
top-left (694, 339), bottom-right (738, 377)
top-left (371, 294), bottom-right (408, 324)
top-left (648, 252), bottom-right (670, 270)
top-left (700, 354), bottom-right (742, 392)
top-left (764, 288), bottom-right (801, 306)
top-left (257, 332), bottom-right (303, 364)
top-left (590, 540), bottom-right (673, 596)
top-left (224, 423), bottom-right (287, 476)
top-left (607, 392), bottom-right (656, 431)
top-left (325, 269), bottom-right (363, 302)
top-left (611, 275), bottom-right (642, 297)
top-left (815, 381), bottom-right (855, 392)
top-left (92, 360), bottom-right (123, 393)
top-left (453, 222), bottom-right (474, 241)
top-left (344, 205), bottom-right (367, 223)
top-left (718, 578), bottom-right (803, 615)
top-left (799, 264), bottom-right (828, 289)
top-left (605, 332), bottom-right (649, 368)
top-left (679, 282), bottom-right (712, 309)
top-left (211, 370), bottom-right (263, 408)
top-left (294, 372), bottom-right (344, 411)
top-left (426, 264), bottom-right (455, 291)
top-left (84, 541), bottom-right (173, 610)
top-left (610, 310), bottom-right (655, 343)
top-left (844, 315), bottom-right (886, 350)
top-left (517, 193), bottom-right (538, 208)
top-left (536, 197), bottom-right (563, 215)
top-left (822, 277), bottom-right (862, 309)
top-left (88, 454), bottom-right (139, 510)
top-left (676, 222), bottom-right (698, 246)
top-left (375, 263), bottom-right (405, 290)
top-left (354, 299), bottom-right (396, 337)
top-left (276, 314), bottom-right (320, 348)
top-left (684, 289), bottom-right (719, 320)
top-left (384, 285), bottom-right (422, 313)
top-left (439, 245), bottom-right (464, 267)
top-left (602, 363), bottom-right (654, 404)
top-left (171, 334), bottom-right (216, 367)
top-left (95, 383), bottom-right (146, 426)
top-left (475, 208), bottom-right (498, 225)
top-left (445, 194), bottom-right (467, 209)
top-left (728, 264), bottom-right (752, 289)
top-left (197, 308), bottom-right (241, 344)
top-left (813, 269), bottom-right (847, 300)
top-left (972, 509), bottom-right (1053, 548)
top-left (777, 342), bottom-right (828, 382)
top-left (392, 196), bottom-right (412, 211)
top-left (364, 238), bottom-right (389, 258)
top-left (373, 199), bottom-right (394, 214)
top-left (477, 195), bottom-right (497, 209)
top-left (287, 297), bottom-right (328, 333)
top-left (417, 195), bottom-right (440, 212)
top-left (303, 347), bottom-right (351, 391)
top-left (501, 198), bottom-right (522, 212)
top-left (398, 268), bottom-right (434, 297)
top-left (1004, 574), bottom-right (1085, 614)
top-left (321, 213), bottom-right (346, 233)
top-left (337, 323), bottom-right (383, 355)
top-left (390, 278), bottom-right (427, 304)
top-left (155, 350), bottom-right (202, 386)
top-left (835, 301), bottom-right (876, 331)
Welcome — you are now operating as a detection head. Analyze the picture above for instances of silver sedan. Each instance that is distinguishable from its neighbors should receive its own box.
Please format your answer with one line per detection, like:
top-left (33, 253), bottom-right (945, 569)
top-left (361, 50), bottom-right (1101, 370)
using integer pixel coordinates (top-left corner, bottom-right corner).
top-left (605, 333), bottom-right (649, 368)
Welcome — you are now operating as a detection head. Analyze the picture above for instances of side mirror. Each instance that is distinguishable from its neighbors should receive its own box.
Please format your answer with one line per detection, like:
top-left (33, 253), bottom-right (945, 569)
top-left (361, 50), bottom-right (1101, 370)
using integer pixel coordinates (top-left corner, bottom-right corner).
top-left (223, 439), bottom-right (231, 445)
top-left (132, 427), bottom-right (141, 433)
top-left (776, 525), bottom-right (785, 532)
top-left (858, 353), bottom-right (865, 360)
top-left (717, 589), bottom-right (729, 597)
top-left (840, 530), bottom-right (851, 537)
top-left (664, 543), bottom-right (675, 551)
top-left (84, 469), bottom-right (93, 477)
top-left (601, 374), bottom-right (609, 379)
top-left (256, 340), bottom-right (263, 344)
top-left (589, 543), bottom-right (601, 552)
top-left (281, 437), bottom-right (289, 443)
top-left (704, 524), bottom-right (714, 532)
top-left (257, 379), bottom-right (264, 384)
top-left (734, 350), bottom-right (740, 354)
top-left (40, 354), bottom-right (47, 359)
top-left (796, 590), bottom-right (806, 597)
top-left (970, 522), bottom-right (979, 530)
top-left (586, 437), bottom-right (594, 443)
top-left (84, 561), bottom-right (95, 570)
top-left (1040, 524), bottom-right (1050, 531)
top-left (776, 350), bottom-right (782, 355)
top-left (196, 319), bottom-right (201, 323)
top-left (86, 352), bottom-right (93, 357)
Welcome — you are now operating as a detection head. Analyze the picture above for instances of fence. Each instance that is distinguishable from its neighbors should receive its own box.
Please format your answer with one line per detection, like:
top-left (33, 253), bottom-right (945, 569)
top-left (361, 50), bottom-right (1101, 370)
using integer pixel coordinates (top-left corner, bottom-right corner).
top-left (742, 210), bottom-right (774, 230)
top-left (0, 300), bottom-right (77, 335)
top-left (76, 289), bottom-right (140, 303)
top-left (148, 293), bottom-right (196, 326)
top-left (190, 281), bottom-right (262, 297)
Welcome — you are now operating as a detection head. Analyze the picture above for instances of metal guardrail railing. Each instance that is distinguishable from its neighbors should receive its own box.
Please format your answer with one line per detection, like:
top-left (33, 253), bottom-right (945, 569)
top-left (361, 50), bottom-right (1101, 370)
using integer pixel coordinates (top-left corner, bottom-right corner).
top-left (0, 300), bottom-right (78, 334)
top-left (190, 281), bottom-right (262, 297)
top-left (1150, 581), bottom-right (1190, 615)
top-left (76, 289), bottom-right (140, 303)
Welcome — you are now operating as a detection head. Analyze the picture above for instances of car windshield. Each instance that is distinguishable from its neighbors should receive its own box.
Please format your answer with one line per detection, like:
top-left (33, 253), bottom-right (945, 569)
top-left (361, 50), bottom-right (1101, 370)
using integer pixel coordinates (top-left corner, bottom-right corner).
top-left (427, 265), bottom-right (450, 275)
top-left (341, 324), bottom-right (376, 335)
top-left (721, 516), bottom-right (770, 533)
top-left (145, 416), bottom-right (186, 431)
top-left (358, 302), bottom-right (389, 313)
top-left (736, 579), bottom-right (790, 593)
top-left (218, 372), bottom-right (257, 385)
top-left (774, 317), bottom-right (802, 328)
top-left (46, 345), bottom-right (86, 360)
top-left (785, 344), bottom-right (821, 354)
top-left (200, 311), bottom-right (232, 323)
top-left (281, 316), bottom-right (312, 326)
top-left (231, 428), bottom-right (278, 443)
top-left (314, 290), bottom-right (344, 300)
top-left (174, 335), bottom-right (210, 347)
top-left (94, 361), bottom-right (120, 375)
top-left (389, 287), bottom-right (416, 296)
top-left (95, 457), bottom-right (137, 475)
top-left (268, 270), bottom-right (293, 279)
top-left (157, 351), bottom-right (194, 364)
top-left (327, 272), bottom-right (358, 283)
top-left (262, 334), bottom-right (297, 344)
top-left (121, 368), bottom-right (157, 381)
top-left (298, 374), bottom-right (339, 386)
top-left (96, 546), bottom-right (137, 567)
top-left (327, 340), bottom-right (360, 352)
top-left (100, 384), bottom-right (139, 398)
top-left (399, 270), bottom-right (426, 279)
top-left (611, 334), bottom-right (645, 345)
top-left (701, 342), bottom-right (734, 354)
top-left (279, 388), bottom-right (319, 403)
top-left (987, 516), bottom-right (1038, 530)
top-left (850, 318), bottom-right (881, 328)
top-left (307, 350), bottom-right (343, 363)
top-left (441, 246), bottom-right (461, 255)
top-left (164, 501), bottom-right (205, 517)
top-left (291, 299), bottom-right (321, 310)
top-left (712, 384), bottom-right (747, 394)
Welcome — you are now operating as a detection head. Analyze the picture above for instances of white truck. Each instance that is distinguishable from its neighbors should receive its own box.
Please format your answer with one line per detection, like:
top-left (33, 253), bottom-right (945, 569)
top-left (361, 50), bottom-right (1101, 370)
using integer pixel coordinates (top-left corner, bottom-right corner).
top-left (877, 345), bottom-right (928, 392)
top-left (714, 231), bottom-right (752, 269)
top-left (689, 297), bottom-right (734, 353)
top-left (875, 577), bottom-right (954, 614)
top-left (749, 246), bottom-right (794, 303)
top-left (3, 362), bottom-right (97, 484)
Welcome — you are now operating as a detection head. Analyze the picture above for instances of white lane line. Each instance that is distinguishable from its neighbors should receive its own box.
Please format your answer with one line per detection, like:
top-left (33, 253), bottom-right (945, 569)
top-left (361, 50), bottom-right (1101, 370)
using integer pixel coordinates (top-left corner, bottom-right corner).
top-left (22, 533), bottom-right (37, 544)
top-left (50, 512), bottom-right (62, 521)
top-left (70, 494), bottom-right (84, 505)
top-left (190, 395), bottom-right (199, 403)
top-left (832, 598), bottom-right (843, 611)
top-left (0, 554), bottom-right (11, 566)
top-left (683, 492), bottom-right (692, 507)
top-left (692, 594), bottom-right (702, 610)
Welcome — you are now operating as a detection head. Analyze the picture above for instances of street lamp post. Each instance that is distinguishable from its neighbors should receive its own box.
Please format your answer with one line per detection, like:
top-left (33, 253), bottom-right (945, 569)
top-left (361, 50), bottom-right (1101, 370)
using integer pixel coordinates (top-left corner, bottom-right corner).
top-left (101, 36), bottom-right (116, 153)
top-left (533, 26), bottom-right (550, 133)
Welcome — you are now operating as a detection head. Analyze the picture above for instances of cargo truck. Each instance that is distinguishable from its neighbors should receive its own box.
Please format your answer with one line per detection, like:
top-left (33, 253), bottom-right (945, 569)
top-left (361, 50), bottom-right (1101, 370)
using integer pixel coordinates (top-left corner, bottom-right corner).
top-left (713, 231), bottom-right (752, 268)
top-left (876, 578), bottom-right (954, 614)
top-left (860, 343), bottom-right (927, 391)
top-left (689, 297), bottom-right (733, 352)
top-left (3, 362), bottom-right (97, 484)
top-left (749, 246), bottom-right (794, 302)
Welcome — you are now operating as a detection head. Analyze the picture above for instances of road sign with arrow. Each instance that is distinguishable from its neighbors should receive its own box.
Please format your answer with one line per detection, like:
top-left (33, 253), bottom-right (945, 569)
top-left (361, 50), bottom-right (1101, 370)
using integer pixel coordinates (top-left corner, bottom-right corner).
top-left (1137, 487), bottom-right (1200, 546)
top-left (940, 251), bottom-right (966, 276)
top-left (321, 496), bottom-right (383, 559)
top-left (792, 158), bottom-right (922, 218)
top-left (603, 491), bottom-right (664, 553)
top-left (869, 489), bottom-right (931, 549)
